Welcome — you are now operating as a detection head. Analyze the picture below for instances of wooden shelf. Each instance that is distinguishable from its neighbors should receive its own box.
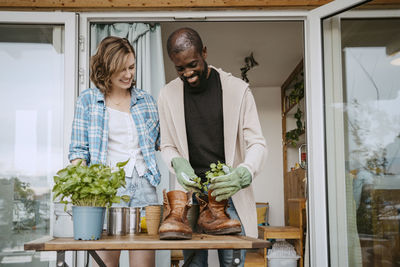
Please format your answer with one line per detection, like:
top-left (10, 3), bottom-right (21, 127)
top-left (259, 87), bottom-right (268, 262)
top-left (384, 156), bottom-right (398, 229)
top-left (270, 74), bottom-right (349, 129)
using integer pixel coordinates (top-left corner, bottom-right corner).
top-left (283, 169), bottom-right (306, 224)
top-left (285, 130), bottom-right (305, 145)
top-left (284, 97), bottom-right (304, 116)
top-left (281, 59), bottom-right (306, 226)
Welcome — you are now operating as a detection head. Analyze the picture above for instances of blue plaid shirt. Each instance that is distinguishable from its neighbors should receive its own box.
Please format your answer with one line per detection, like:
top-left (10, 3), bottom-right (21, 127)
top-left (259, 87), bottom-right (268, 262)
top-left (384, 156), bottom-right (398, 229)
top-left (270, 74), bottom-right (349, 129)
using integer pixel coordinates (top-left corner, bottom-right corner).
top-left (69, 87), bottom-right (161, 186)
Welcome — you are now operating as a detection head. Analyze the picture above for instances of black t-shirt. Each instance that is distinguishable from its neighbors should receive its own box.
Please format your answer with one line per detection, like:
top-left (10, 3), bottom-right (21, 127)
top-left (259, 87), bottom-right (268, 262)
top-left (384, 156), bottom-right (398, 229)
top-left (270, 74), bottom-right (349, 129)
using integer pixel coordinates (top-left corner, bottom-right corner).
top-left (184, 68), bottom-right (225, 180)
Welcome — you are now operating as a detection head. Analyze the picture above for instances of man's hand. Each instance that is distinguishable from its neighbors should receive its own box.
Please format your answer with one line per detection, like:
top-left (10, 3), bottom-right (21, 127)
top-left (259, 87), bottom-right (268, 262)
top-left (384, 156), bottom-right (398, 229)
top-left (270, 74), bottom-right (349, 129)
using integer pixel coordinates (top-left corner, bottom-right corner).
top-left (172, 157), bottom-right (202, 193)
top-left (209, 166), bottom-right (252, 201)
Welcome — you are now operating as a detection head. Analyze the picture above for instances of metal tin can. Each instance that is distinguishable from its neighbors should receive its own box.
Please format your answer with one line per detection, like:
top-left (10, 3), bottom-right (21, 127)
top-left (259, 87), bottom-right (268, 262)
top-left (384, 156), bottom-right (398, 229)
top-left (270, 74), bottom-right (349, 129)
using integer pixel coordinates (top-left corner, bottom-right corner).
top-left (127, 207), bottom-right (141, 234)
top-left (107, 207), bottom-right (128, 235)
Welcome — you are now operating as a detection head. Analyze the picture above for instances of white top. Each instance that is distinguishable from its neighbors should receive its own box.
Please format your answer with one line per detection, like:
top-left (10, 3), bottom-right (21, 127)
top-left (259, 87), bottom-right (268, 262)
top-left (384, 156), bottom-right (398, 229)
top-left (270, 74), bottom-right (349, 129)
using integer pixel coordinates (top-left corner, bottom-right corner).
top-left (106, 107), bottom-right (147, 177)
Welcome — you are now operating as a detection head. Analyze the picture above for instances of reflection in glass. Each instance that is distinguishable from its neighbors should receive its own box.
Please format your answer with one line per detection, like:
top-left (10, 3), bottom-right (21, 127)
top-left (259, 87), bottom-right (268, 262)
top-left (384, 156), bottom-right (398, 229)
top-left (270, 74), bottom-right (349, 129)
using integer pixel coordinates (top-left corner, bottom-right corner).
top-left (0, 24), bottom-right (64, 266)
top-left (326, 18), bottom-right (400, 267)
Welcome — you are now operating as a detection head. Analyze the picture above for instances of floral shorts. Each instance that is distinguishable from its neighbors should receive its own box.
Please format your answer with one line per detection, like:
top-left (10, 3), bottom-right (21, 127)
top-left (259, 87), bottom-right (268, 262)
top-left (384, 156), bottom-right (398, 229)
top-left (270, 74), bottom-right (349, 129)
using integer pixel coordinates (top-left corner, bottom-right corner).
top-left (113, 168), bottom-right (158, 208)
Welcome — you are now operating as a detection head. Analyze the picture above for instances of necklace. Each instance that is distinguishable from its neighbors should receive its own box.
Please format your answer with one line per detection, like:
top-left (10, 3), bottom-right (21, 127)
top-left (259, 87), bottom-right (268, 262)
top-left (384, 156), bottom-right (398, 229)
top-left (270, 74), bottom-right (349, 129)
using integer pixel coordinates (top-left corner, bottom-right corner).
top-left (107, 95), bottom-right (130, 106)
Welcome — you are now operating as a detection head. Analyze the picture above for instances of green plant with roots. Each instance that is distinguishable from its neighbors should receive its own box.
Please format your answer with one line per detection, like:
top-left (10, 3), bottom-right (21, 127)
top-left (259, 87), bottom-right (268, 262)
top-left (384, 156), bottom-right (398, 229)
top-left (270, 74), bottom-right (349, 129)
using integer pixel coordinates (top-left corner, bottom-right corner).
top-left (191, 161), bottom-right (230, 194)
top-left (52, 159), bottom-right (130, 209)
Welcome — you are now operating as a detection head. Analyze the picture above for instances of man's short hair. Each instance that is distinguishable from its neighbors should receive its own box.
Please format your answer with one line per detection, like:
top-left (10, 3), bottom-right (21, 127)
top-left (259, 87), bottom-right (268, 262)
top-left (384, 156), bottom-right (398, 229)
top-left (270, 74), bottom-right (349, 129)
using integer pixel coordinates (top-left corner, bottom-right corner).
top-left (167, 27), bottom-right (203, 58)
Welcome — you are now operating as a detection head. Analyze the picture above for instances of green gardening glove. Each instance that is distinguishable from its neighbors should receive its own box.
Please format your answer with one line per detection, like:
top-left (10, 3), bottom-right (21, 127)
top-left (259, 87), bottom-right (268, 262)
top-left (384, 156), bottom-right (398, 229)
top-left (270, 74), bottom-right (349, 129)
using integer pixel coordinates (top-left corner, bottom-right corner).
top-left (172, 157), bottom-right (202, 193)
top-left (209, 166), bottom-right (252, 202)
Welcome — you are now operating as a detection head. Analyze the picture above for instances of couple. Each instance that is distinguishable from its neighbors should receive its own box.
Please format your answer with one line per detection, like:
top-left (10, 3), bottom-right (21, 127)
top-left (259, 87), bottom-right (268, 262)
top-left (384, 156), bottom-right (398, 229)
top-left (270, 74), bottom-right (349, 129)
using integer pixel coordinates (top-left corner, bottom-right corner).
top-left (69, 27), bottom-right (266, 267)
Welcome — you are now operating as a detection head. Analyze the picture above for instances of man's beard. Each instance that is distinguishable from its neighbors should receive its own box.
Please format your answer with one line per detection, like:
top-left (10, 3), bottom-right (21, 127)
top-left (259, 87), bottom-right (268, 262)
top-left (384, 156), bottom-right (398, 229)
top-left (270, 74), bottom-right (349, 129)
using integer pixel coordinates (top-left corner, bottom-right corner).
top-left (182, 61), bottom-right (208, 92)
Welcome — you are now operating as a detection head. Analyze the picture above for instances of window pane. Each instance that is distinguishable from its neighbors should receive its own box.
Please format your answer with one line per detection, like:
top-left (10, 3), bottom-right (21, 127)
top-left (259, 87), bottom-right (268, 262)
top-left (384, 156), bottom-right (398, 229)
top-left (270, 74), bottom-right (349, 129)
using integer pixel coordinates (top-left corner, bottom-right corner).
top-left (0, 24), bottom-right (64, 266)
top-left (325, 18), bottom-right (400, 267)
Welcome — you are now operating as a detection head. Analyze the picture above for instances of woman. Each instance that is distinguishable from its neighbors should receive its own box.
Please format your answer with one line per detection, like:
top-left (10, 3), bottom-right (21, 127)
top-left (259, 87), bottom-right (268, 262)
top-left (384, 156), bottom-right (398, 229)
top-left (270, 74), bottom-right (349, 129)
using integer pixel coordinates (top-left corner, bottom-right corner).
top-left (69, 36), bottom-right (160, 267)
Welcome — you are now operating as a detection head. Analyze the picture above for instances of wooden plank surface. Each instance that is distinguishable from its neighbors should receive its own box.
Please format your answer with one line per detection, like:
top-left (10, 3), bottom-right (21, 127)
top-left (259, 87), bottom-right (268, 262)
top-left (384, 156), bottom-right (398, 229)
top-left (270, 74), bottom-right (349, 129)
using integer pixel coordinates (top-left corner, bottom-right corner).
top-left (244, 251), bottom-right (265, 267)
top-left (25, 233), bottom-right (270, 251)
top-left (258, 226), bottom-right (301, 239)
top-left (0, 0), bottom-right (399, 10)
top-left (284, 168), bottom-right (306, 224)
top-left (0, 0), bottom-right (332, 9)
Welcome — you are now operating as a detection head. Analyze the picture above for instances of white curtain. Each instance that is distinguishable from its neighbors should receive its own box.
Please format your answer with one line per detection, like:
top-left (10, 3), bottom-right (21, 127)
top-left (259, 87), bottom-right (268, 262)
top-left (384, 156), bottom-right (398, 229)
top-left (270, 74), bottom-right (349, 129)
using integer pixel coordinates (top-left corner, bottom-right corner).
top-left (90, 23), bottom-right (165, 100)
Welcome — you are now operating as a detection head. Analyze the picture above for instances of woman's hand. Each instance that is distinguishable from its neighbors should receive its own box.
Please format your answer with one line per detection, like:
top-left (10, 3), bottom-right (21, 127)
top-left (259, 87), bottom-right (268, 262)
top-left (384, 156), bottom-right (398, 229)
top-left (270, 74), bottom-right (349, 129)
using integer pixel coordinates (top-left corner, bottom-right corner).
top-left (71, 159), bottom-right (87, 166)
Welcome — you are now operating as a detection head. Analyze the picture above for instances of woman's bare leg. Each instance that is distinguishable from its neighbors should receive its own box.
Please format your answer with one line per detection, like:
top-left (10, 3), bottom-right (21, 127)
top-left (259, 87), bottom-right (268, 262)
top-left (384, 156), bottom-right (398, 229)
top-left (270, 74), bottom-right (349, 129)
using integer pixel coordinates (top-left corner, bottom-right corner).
top-left (129, 250), bottom-right (155, 267)
top-left (92, 250), bottom-right (121, 267)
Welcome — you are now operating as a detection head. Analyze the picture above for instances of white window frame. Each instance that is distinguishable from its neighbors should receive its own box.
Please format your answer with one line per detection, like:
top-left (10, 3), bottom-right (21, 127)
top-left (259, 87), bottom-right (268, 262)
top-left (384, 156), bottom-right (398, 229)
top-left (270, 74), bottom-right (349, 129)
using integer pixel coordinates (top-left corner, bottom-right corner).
top-left (79, 13), bottom-right (311, 267)
top-left (0, 11), bottom-right (78, 267)
top-left (305, 2), bottom-right (371, 266)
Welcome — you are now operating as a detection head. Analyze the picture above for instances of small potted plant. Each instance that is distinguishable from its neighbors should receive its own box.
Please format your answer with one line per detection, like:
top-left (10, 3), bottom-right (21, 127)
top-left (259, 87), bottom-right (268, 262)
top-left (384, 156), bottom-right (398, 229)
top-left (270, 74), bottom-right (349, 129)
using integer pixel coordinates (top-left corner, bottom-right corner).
top-left (52, 160), bottom-right (130, 240)
top-left (188, 161), bottom-right (230, 195)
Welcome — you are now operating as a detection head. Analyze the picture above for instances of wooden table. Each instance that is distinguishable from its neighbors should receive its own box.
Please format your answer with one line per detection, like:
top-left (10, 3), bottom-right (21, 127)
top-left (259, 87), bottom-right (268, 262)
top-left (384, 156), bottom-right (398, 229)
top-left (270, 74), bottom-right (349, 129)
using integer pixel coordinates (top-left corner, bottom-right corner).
top-left (25, 233), bottom-right (271, 267)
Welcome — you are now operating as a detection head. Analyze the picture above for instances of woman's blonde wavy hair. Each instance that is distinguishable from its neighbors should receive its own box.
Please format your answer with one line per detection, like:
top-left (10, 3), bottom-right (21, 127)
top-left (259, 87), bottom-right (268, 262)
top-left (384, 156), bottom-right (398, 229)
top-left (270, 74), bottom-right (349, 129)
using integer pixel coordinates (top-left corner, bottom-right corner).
top-left (90, 36), bottom-right (136, 95)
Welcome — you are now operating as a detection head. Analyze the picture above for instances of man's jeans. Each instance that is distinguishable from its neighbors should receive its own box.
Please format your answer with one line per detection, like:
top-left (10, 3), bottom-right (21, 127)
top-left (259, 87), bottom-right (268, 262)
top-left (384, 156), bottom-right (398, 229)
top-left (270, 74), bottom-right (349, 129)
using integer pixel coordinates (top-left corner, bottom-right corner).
top-left (183, 198), bottom-right (246, 267)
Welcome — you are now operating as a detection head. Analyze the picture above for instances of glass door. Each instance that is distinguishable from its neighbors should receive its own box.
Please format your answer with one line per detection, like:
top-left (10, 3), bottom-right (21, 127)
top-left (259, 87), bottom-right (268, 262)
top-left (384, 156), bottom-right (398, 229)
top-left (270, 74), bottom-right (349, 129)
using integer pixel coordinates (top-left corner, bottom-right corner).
top-left (306, 1), bottom-right (400, 266)
top-left (323, 9), bottom-right (400, 267)
top-left (0, 11), bottom-right (77, 266)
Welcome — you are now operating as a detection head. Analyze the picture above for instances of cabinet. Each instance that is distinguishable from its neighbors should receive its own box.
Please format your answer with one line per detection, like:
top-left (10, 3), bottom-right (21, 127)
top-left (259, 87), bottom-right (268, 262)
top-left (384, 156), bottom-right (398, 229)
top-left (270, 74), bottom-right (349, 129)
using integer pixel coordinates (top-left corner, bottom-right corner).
top-left (281, 60), bottom-right (306, 224)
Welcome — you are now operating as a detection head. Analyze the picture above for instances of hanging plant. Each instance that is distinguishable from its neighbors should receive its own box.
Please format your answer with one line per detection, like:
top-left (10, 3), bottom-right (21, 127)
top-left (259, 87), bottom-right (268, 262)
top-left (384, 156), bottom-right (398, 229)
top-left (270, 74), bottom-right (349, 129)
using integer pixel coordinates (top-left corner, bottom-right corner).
top-left (288, 72), bottom-right (304, 107)
top-left (285, 108), bottom-right (304, 147)
top-left (240, 52), bottom-right (259, 83)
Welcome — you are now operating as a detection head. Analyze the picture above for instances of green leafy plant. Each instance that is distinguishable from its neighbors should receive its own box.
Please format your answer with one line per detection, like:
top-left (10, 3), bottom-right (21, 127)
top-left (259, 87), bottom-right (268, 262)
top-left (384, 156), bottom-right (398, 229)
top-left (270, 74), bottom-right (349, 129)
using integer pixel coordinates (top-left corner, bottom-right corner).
top-left (205, 161), bottom-right (229, 180)
top-left (285, 71), bottom-right (305, 147)
top-left (285, 108), bottom-right (304, 147)
top-left (190, 161), bottom-right (230, 194)
top-left (52, 160), bottom-right (130, 208)
top-left (288, 72), bottom-right (304, 107)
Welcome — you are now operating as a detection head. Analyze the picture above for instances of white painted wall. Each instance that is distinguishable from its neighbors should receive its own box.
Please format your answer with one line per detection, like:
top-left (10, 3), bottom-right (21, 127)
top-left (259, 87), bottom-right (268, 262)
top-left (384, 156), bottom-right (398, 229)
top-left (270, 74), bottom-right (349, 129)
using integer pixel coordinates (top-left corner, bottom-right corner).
top-left (252, 86), bottom-right (285, 227)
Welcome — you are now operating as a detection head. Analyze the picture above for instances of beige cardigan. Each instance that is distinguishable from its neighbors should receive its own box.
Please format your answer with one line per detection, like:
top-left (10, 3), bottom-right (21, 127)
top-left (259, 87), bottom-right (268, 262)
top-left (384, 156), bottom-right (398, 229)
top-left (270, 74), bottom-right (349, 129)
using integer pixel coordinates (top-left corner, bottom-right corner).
top-left (158, 66), bottom-right (267, 238)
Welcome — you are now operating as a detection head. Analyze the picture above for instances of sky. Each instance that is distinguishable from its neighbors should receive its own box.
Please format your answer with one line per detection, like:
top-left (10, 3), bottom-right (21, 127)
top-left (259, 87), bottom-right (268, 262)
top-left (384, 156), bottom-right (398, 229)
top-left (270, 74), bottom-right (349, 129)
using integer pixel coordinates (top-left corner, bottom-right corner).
top-left (0, 42), bottom-right (64, 190)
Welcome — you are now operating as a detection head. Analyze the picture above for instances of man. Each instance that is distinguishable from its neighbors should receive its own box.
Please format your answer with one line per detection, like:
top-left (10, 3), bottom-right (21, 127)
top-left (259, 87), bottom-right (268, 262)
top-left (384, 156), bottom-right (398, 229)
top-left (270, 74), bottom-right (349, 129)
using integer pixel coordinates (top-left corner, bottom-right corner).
top-left (158, 27), bottom-right (266, 267)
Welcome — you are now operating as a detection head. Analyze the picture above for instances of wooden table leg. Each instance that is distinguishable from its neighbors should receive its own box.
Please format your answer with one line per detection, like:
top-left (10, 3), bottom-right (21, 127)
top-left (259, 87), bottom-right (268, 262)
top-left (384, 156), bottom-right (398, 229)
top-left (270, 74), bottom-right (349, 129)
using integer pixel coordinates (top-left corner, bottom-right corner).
top-left (293, 240), bottom-right (303, 267)
top-left (265, 247), bottom-right (268, 267)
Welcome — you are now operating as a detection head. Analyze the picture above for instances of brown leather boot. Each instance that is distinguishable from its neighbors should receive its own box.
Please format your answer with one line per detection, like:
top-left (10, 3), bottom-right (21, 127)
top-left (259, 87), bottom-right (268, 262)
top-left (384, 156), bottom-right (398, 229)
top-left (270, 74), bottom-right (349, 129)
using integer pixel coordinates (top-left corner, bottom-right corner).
top-left (159, 189), bottom-right (192, 240)
top-left (196, 190), bottom-right (242, 235)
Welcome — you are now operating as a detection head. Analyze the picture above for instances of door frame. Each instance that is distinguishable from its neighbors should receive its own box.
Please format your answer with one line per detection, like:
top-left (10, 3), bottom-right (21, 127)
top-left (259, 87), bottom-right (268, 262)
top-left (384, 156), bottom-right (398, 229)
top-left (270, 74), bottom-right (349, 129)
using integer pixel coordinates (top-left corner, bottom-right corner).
top-left (78, 3), bottom-right (377, 266)
top-left (0, 11), bottom-right (78, 266)
top-left (316, 6), bottom-right (400, 267)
